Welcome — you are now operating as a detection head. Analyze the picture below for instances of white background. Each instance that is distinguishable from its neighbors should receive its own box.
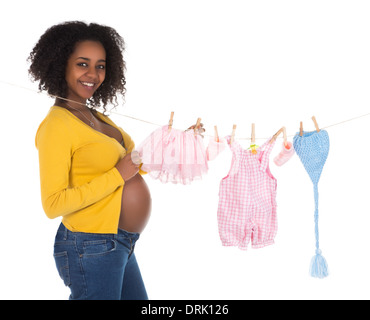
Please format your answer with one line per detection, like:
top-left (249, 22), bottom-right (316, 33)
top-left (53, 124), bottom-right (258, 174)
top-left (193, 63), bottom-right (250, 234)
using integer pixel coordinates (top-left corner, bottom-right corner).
top-left (1, 0), bottom-right (370, 300)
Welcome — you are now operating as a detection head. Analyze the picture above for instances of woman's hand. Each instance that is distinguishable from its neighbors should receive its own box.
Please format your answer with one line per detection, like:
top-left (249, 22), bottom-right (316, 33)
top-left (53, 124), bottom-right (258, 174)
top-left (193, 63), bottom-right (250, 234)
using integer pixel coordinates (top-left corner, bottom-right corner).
top-left (115, 152), bottom-right (140, 182)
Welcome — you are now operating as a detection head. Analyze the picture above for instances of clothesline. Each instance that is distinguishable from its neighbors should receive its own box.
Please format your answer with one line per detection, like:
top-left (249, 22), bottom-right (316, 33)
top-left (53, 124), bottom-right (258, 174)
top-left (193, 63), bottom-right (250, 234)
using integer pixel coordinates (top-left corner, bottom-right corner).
top-left (2, 79), bottom-right (370, 140)
top-left (111, 110), bottom-right (370, 141)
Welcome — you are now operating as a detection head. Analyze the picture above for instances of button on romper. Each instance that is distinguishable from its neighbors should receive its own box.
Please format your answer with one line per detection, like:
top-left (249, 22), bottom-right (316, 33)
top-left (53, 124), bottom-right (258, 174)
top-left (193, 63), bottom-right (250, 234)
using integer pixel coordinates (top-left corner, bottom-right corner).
top-left (217, 137), bottom-right (277, 250)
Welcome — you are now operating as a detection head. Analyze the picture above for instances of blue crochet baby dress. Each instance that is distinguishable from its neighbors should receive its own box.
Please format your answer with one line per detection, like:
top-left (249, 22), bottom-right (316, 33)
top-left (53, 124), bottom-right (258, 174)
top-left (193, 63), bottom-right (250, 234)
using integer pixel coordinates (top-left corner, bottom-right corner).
top-left (293, 130), bottom-right (330, 279)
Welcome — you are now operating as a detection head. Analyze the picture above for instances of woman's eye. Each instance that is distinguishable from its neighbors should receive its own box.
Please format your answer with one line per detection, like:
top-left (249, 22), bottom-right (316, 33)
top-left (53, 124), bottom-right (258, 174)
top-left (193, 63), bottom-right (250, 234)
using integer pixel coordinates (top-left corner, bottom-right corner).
top-left (76, 62), bottom-right (105, 70)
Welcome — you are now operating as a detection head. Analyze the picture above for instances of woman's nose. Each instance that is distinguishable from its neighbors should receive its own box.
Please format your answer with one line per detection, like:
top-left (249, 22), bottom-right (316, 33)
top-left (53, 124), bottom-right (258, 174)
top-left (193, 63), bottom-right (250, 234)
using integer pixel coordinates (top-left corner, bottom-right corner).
top-left (86, 66), bottom-right (99, 80)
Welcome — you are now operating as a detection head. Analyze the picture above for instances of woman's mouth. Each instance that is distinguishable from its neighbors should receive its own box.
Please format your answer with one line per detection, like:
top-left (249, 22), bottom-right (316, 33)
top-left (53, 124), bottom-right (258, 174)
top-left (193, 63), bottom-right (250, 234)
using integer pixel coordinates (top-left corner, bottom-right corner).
top-left (80, 81), bottom-right (96, 89)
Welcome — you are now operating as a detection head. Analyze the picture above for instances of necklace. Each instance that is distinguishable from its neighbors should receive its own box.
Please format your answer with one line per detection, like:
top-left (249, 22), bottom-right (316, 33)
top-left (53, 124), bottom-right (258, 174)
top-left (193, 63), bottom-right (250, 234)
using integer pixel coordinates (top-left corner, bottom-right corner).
top-left (65, 103), bottom-right (95, 127)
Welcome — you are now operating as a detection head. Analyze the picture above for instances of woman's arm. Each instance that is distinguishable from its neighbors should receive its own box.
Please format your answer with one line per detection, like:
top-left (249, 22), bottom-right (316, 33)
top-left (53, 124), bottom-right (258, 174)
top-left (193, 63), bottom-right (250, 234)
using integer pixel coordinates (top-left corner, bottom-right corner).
top-left (36, 117), bottom-right (125, 219)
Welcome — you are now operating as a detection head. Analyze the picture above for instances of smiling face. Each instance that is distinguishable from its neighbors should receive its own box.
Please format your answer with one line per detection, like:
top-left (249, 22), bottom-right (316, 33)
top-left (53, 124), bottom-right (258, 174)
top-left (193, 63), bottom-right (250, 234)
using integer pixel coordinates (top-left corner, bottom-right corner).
top-left (65, 40), bottom-right (106, 104)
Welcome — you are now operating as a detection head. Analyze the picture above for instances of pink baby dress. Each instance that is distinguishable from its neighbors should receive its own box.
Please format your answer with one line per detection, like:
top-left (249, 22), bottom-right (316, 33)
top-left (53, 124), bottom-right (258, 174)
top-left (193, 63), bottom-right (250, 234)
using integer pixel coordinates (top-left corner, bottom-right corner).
top-left (217, 137), bottom-right (278, 250)
top-left (137, 125), bottom-right (208, 184)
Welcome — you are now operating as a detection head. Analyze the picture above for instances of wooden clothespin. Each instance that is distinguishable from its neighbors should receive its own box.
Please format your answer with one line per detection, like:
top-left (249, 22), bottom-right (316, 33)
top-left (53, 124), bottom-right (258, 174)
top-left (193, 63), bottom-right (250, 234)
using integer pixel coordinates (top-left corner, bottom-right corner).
top-left (250, 123), bottom-right (259, 154)
top-left (299, 121), bottom-right (304, 136)
top-left (214, 126), bottom-right (219, 142)
top-left (194, 118), bottom-right (201, 135)
top-left (251, 123), bottom-right (256, 145)
top-left (312, 116), bottom-right (320, 132)
top-left (230, 124), bottom-right (237, 145)
top-left (168, 111), bottom-right (174, 131)
top-left (272, 126), bottom-right (285, 143)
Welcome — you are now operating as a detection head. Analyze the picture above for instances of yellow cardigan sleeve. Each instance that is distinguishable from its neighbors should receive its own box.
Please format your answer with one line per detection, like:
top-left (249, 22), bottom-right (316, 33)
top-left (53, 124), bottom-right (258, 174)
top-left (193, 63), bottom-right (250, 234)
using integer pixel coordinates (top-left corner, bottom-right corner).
top-left (116, 126), bottom-right (147, 175)
top-left (36, 115), bottom-right (124, 219)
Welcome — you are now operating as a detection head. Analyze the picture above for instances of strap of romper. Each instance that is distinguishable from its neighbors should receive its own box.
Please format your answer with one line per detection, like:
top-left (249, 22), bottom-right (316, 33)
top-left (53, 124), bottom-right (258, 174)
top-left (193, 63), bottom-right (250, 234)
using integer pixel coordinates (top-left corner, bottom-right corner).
top-left (259, 137), bottom-right (276, 172)
top-left (225, 135), bottom-right (242, 177)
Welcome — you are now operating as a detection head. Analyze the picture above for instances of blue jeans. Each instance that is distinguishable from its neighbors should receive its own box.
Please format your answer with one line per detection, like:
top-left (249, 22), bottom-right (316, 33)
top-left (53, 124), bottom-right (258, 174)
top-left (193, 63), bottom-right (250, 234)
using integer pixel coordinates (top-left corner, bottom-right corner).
top-left (53, 223), bottom-right (148, 300)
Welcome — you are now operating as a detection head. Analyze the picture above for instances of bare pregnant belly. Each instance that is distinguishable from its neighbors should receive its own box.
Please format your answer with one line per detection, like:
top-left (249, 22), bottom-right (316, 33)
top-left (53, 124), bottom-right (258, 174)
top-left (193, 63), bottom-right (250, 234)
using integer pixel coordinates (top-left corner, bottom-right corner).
top-left (118, 174), bottom-right (152, 233)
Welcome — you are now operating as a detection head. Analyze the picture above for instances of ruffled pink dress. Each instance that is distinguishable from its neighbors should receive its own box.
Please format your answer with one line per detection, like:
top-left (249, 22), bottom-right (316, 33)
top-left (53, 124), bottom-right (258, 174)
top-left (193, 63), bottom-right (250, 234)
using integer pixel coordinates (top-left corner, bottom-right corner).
top-left (137, 125), bottom-right (209, 184)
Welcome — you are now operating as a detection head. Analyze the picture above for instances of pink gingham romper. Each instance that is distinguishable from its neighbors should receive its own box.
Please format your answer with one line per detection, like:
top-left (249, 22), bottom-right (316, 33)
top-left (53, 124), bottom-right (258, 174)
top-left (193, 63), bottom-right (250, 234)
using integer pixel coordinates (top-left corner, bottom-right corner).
top-left (217, 137), bottom-right (277, 250)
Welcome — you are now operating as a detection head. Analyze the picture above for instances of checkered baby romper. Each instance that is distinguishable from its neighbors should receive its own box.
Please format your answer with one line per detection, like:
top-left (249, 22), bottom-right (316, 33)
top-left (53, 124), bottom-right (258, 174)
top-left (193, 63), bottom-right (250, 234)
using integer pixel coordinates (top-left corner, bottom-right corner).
top-left (217, 137), bottom-right (277, 250)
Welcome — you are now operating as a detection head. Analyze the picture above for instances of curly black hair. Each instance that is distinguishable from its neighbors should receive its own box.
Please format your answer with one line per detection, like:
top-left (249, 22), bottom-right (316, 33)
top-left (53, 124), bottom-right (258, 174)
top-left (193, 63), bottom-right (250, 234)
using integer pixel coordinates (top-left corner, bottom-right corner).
top-left (28, 21), bottom-right (126, 111)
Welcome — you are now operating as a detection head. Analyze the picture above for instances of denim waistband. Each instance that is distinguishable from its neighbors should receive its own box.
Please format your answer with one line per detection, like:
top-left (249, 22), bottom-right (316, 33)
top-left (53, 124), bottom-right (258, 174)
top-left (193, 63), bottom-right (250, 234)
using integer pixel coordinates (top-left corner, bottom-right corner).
top-left (116, 227), bottom-right (140, 241)
top-left (57, 223), bottom-right (140, 242)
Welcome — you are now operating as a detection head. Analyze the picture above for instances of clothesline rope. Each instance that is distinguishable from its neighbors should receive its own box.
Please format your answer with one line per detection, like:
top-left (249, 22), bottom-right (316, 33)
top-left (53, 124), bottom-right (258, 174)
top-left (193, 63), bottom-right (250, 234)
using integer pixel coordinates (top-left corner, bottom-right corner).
top-left (113, 110), bottom-right (370, 140)
top-left (2, 79), bottom-right (370, 140)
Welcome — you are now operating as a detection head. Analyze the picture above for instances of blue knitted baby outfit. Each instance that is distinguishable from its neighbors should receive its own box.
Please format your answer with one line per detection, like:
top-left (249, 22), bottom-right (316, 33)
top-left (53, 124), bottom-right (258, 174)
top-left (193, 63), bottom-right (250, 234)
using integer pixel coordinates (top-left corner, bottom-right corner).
top-left (293, 130), bottom-right (330, 279)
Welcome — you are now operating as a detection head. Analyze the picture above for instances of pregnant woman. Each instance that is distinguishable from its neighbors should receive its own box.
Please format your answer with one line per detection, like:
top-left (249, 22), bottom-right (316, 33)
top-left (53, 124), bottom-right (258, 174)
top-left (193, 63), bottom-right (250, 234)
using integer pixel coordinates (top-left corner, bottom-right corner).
top-left (30, 21), bottom-right (152, 300)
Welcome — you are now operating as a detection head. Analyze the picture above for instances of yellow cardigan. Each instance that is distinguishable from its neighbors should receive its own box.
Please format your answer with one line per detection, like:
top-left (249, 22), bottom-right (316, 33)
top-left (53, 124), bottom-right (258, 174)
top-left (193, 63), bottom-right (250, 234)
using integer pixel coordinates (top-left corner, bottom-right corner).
top-left (35, 106), bottom-right (136, 234)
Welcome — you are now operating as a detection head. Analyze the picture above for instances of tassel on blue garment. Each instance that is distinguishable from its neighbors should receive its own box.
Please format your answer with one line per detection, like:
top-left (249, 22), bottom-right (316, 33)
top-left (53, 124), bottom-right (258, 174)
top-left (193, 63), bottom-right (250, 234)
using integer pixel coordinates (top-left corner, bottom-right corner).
top-left (310, 249), bottom-right (329, 279)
